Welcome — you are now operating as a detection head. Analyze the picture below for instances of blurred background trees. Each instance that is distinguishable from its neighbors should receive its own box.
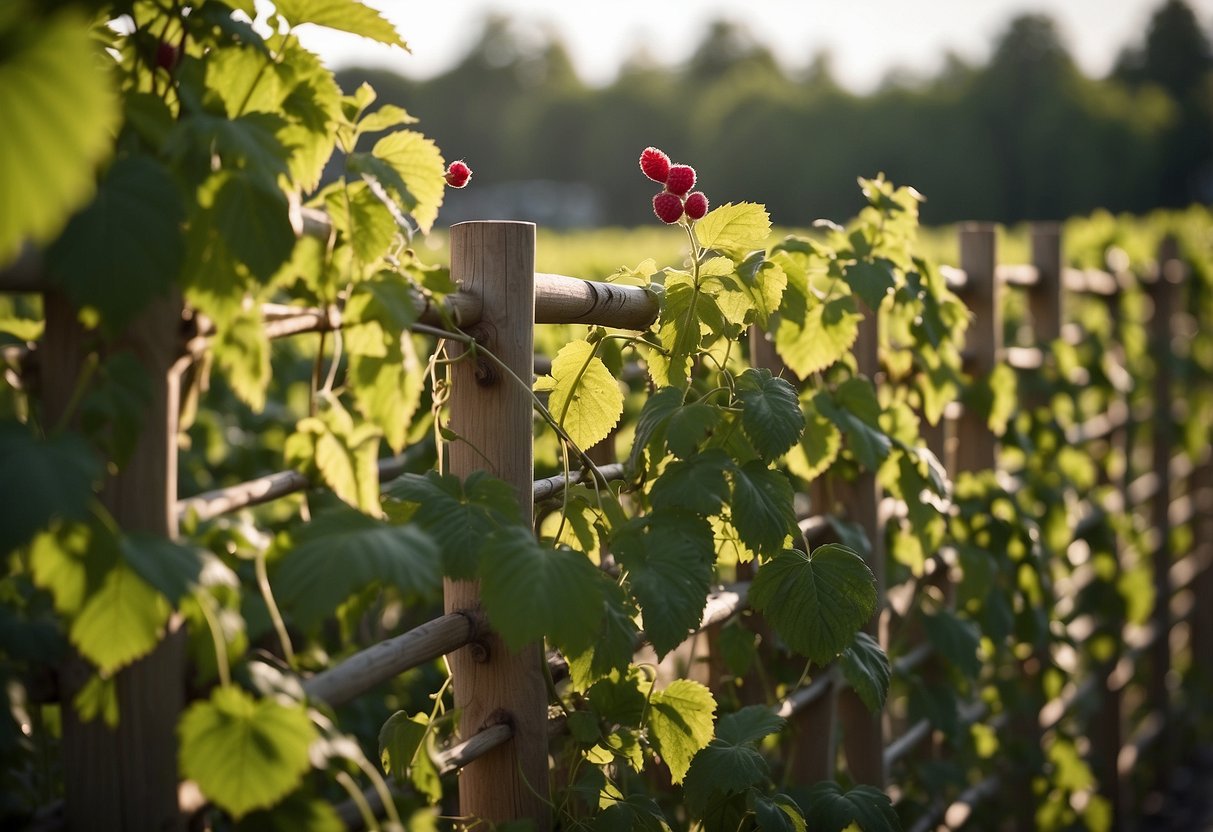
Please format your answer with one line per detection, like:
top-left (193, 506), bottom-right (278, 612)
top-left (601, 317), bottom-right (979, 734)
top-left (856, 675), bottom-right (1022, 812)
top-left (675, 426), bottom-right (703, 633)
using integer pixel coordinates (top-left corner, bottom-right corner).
top-left (337, 0), bottom-right (1213, 227)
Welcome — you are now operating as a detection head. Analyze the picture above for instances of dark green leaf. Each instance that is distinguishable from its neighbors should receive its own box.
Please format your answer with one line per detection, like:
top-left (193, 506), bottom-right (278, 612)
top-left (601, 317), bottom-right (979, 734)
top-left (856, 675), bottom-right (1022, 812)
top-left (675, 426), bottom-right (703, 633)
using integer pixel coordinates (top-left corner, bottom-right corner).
top-left (845, 259), bottom-right (897, 311)
top-left (207, 170), bottom-right (295, 281)
top-left (650, 449), bottom-right (731, 516)
top-left (753, 793), bottom-right (807, 832)
top-left (922, 610), bottom-right (982, 679)
top-left (613, 510), bottom-right (713, 658)
top-left (666, 403), bottom-right (722, 460)
top-left (566, 583), bottom-right (640, 691)
top-left (79, 351), bottom-right (151, 466)
top-left (815, 379), bottom-right (891, 470)
top-left (750, 546), bottom-right (876, 665)
top-left (120, 534), bottom-right (204, 605)
top-left (803, 782), bottom-right (901, 832)
top-left (46, 156), bottom-right (184, 334)
top-left (736, 368), bottom-right (805, 461)
top-left (839, 631), bottom-right (891, 713)
top-left (629, 387), bottom-right (684, 471)
top-left (273, 505), bottom-right (440, 629)
top-left (729, 461), bottom-right (795, 558)
top-left (479, 527), bottom-right (604, 655)
top-left (0, 425), bottom-right (100, 556)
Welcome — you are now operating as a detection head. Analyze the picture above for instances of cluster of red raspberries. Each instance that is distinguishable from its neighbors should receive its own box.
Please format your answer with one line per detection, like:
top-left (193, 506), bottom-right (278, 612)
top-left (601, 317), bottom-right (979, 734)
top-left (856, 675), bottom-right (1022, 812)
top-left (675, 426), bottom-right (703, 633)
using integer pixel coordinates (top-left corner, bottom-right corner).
top-left (640, 147), bottom-right (709, 224)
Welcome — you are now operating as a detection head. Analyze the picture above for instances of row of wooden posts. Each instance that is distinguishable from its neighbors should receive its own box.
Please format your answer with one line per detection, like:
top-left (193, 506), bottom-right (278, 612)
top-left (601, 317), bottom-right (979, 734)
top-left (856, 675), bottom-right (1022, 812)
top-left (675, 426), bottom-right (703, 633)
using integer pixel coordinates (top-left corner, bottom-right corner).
top-left (7, 217), bottom-right (1210, 830)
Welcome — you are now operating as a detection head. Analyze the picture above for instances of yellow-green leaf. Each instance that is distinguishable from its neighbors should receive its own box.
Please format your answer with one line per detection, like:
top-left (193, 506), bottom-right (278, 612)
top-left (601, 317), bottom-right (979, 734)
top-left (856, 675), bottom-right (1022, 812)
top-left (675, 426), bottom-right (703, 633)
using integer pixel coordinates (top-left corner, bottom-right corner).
top-left (70, 564), bottom-right (170, 674)
top-left (542, 339), bottom-right (623, 451)
top-left (647, 679), bottom-right (716, 783)
top-left (694, 202), bottom-right (771, 254)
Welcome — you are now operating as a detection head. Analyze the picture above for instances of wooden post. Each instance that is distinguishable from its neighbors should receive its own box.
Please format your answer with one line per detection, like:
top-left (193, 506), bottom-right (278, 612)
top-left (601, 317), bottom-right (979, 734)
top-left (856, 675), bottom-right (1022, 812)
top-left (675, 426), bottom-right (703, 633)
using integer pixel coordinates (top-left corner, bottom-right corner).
top-left (1028, 223), bottom-right (1063, 346)
top-left (1147, 237), bottom-right (1181, 780)
top-left (43, 291), bottom-right (187, 832)
top-left (956, 224), bottom-right (1001, 475)
top-left (837, 304), bottom-right (886, 787)
top-left (444, 221), bottom-right (550, 828)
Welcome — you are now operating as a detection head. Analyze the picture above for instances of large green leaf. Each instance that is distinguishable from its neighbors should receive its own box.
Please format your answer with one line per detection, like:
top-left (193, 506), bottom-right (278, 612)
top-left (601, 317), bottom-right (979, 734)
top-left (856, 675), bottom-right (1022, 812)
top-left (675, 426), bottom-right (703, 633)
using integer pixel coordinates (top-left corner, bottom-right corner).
top-left (613, 511), bottom-right (713, 658)
top-left (683, 707), bottom-right (784, 815)
top-left (540, 339), bottom-right (623, 451)
top-left (179, 686), bottom-right (317, 819)
top-left (206, 169), bottom-right (296, 281)
top-left (0, 425), bottom-right (100, 556)
top-left (735, 252), bottom-right (787, 327)
top-left (286, 400), bottom-right (382, 515)
top-left (479, 526), bottom-right (605, 655)
top-left (735, 368), bottom-right (804, 461)
top-left (729, 462), bottom-right (796, 558)
top-left (783, 397), bottom-right (841, 484)
top-left (385, 471), bottom-right (521, 579)
top-left (45, 156), bottom-right (184, 335)
top-left (658, 272), bottom-right (726, 387)
top-left (378, 711), bottom-right (441, 803)
top-left (647, 679), bottom-right (716, 783)
top-left (694, 203), bottom-right (771, 254)
top-left (566, 583), bottom-right (641, 691)
top-left (29, 522), bottom-right (115, 617)
top-left (844, 259), bottom-right (897, 311)
top-left (273, 505), bottom-right (440, 629)
top-left (70, 564), bottom-right (169, 674)
top-left (815, 378), bottom-right (892, 470)
top-left (750, 545), bottom-right (876, 665)
top-left (802, 782), bottom-right (901, 832)
top-left (649, 449), bottom-right (731, 516)
top-left (0, 9), bottom-right (119, 265)
top-left (120, 534), bottom-right (204, 605)
top-left (273, 0), bottom-right (408, 49)
top-left (628, 387), bottom-right (684, 471)
top-left (370, 130), bottom-right (446, 233)
top-left (775, 283), bottom-right (861, 379)
top-left (839, 631), bottom-right (891, 713)
top-left (922, 609), bottom-right (982, 679)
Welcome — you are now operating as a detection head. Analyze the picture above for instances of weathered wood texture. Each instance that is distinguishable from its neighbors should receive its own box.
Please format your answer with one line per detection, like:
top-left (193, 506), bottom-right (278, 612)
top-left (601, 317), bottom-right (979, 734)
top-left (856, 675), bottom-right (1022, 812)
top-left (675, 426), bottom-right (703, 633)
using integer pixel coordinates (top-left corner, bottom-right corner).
top-left (444, 221), bottom-right (550, 828)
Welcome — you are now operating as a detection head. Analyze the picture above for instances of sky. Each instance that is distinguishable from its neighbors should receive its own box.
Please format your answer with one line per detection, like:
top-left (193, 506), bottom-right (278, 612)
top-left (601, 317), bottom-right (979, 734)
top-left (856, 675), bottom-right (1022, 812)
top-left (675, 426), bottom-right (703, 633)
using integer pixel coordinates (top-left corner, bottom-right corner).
top-left (293, 0), bottom-right (1213, 92)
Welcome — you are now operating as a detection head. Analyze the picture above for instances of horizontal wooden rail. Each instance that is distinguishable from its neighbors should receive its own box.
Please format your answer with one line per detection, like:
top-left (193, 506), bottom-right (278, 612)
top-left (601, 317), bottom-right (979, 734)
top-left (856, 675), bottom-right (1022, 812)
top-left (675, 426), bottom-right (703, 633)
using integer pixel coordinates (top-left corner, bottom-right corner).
top-left (533, 463), bottom-right (627, 502)
top-left (534, 273), bottom-right (658, 330)
top-left (303, 612), bottom-right (477, 707)
top-left (773, 669), bottom-right (837, 719)
top-left (998, 263), bottom-right (1041, 288)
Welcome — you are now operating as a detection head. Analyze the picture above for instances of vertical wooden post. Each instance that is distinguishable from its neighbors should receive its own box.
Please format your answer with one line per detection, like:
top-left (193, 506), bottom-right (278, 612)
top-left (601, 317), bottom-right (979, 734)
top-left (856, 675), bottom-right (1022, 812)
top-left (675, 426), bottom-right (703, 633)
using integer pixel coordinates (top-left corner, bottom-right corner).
top-left (748, 326), bottom-right (840, 781)
top-left (445, 221), bottom-right (550, 828)
top-left (44, 291), bottom-right (187, 832)
top-left (1028, 223), bottom-right (1063, 346)
top-left (956, 224), bottom-right (1001, 475)
top-left (837, 304), bottom-right (886, 787)
top-left (1147, 237), bottom-right (1181, 779)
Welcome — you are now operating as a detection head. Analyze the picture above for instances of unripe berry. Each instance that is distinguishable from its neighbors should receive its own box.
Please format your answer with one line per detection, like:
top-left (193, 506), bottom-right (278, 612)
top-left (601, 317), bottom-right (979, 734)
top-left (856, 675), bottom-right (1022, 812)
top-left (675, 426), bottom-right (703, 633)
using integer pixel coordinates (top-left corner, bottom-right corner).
top-left (155, 41), bottom-right (179, 71)
top-left (684, 191), bottom-right (709, 220)
top-left (665, 164), bottom-right (696, 196)
top-left (445, 160), bottom-right (472, 188)
top-left (639, 147), bottom-right (671, 184)
top-left (652, 191), bottom-right (684, 224)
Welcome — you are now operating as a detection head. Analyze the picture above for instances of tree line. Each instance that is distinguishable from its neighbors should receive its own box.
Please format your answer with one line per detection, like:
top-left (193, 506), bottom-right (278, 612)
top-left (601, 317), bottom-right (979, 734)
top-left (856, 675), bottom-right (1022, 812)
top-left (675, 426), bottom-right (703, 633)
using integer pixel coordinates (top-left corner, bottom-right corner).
top-left (336, 0), bottom-right (1213, 227)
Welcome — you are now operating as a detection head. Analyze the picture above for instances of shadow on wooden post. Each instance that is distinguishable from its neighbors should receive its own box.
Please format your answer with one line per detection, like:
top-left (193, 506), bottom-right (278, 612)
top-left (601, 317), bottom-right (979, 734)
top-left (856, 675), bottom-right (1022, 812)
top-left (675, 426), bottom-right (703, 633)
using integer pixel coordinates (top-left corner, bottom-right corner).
top-left (44, 291), bottom-right (187, 832)
top-left (445, 222), bottom-right (551, 829)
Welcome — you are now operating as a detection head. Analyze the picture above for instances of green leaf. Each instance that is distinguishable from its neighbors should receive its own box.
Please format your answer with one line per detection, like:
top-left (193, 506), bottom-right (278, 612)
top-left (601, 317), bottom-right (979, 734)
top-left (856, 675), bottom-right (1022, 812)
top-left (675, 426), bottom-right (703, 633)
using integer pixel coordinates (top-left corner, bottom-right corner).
top-left (79, 351), bottom-right (152, 466)
top-left (288, 401), bottom-right (383, 514)
top-left (736, 252), bottom-right (787, 327)
top-left (659, 272), bottom-right (726, 387)
top-left (542, 339), bottom-right (623, 451)
top-left (30, 521), bottom-right (115, 616)
top-left (370, 130), bottom-right (446, 233)
top-left (206, 170), bottom-right (296, 281)
top-left (784, 397), bottom-right (841, 484)
top-left (845, 259), bottom-right (897, 311)
top-left (0, 8), bottom-right (119, 265)
top-left (736, 368), bottom-right (805, 461)
top-left (479, 527), bottom-right (605, 655)
top-left (729, 462), bottom-right (796, 558)
top-left (45, 156), bottom-right (184, 335)
top-left (718, 620), bottom-right (757, 676)
top-left (273, 0), bottom-right (408, 48)
top-left (839, 631), bottom-right (891, 713)
top-left (73, 673), bottom-right (118, 728)
top-left (816, 379), bottom-right (891, 470)
top-left (325, 181), bottom-right (397, 268)
top-left (273, 505), bottom-right (440, 630)
top-left (753, 794), bottom-right (807, 832)
top-left (70, 564), bottom-right (170, 674)
top-left (629, 387), bottom-right (684, 471)
top-left (694, 203), bottom-right (771, 253)
top-left (922, 610), bottom-right (981, 679)
top-left (647, 679), bottom-right (716, 783)
top-left (385, 471), bottom-right (521, 579)
top-left (566, 583), bottom-right (640, 691)
top-left (211, 307), bottom-right (271, 412)
top-left (235, 794), bottom-right (345, 832)
top-left (750, 546), bottom-right (876, 665)
top-left (378, 711), bottom-right (441, 803)
top-left (650, 449), bottom-right (731, 516)
top-left (775, 289), bottom-right (861, 379)
top-left (613, 510), bottom-right (713, 658)
top-left (179, 686), bottom-right (317, 819)
top-left (588, 667), bottom-right (650, 728)
top-left (0, 425), bottom-right (100, 556)
top-left (803, 782), bottom-right (901, 832)
top-left (683, 707), bottom-right (780, 814)
top-left (667, 403), bottom-right (722, 459)
top-left (120, 534), bottom-right (204, 605)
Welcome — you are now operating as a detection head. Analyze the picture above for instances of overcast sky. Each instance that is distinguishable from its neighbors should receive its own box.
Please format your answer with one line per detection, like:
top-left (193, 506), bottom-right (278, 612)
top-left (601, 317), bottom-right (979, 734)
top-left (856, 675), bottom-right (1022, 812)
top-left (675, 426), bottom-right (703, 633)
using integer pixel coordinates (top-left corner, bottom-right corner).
top-left (292, 0), bottom-right (1213, 92)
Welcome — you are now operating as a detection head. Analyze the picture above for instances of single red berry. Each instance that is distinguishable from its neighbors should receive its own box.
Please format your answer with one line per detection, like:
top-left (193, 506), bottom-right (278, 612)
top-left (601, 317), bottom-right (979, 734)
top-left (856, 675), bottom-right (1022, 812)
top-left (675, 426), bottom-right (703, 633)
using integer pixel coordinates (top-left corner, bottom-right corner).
top-left (665, 164), bottom-right (696, 196)
top-left (639, 147), bottom-right (671, 184)
top-left (155, 41), bottom-right (179, 71)
top-left (684, 191), bottom-right (709, 220)
top-left (445, 160), bottom-right (472, 188)
top-left (653, 191), bottom-right (684, 224)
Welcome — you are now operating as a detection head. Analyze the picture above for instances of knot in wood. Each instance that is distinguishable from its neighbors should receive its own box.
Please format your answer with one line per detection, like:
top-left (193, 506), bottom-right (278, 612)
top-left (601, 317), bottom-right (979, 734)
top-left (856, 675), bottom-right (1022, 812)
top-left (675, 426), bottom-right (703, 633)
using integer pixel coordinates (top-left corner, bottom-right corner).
top-left (465, 321), bottom-right (498, 386)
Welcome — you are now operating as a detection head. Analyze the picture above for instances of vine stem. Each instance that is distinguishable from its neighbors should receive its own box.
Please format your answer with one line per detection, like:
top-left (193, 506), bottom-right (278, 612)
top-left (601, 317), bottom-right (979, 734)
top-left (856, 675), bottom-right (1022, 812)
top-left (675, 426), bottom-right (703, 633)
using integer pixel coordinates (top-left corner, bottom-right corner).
top-left (193, 591), bottom-right (231, 688)
top-left (255, 551), bottom-right (294, 666)
top-left (333, 771), bottom-right (376, 831)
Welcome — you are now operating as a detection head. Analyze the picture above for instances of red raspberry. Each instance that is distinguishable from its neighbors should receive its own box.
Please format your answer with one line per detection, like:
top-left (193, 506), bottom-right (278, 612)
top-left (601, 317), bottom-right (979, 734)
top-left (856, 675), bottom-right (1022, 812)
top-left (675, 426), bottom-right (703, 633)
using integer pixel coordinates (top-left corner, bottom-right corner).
top-left (665, 164), bottom-right (696, 196)
top-left (639, 147), bottom-right (671, 184)
top-left (684, 191), bottom-right (709, 220)
top-left (652, 192), bottom-right (684, 224)
top-left (155, 42), bottom-right (179, 71)
top-left (445, 160), bottom-right (472, 188)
